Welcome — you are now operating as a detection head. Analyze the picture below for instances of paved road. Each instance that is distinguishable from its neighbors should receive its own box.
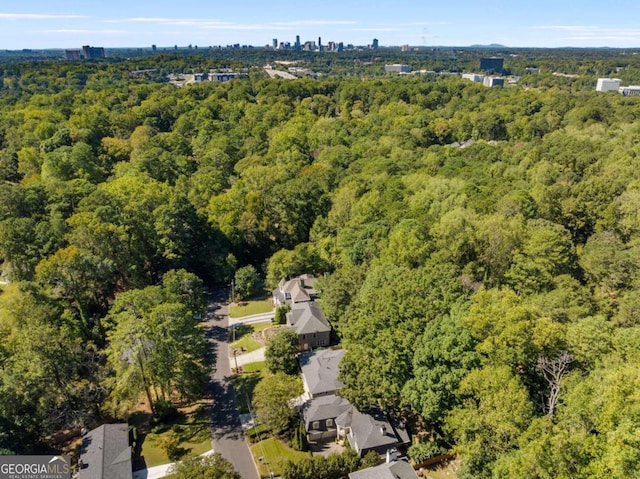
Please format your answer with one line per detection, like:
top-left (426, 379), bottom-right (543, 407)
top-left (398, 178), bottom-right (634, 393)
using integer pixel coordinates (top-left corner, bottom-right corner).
top-left (206, 291), bottom-right (260, 479)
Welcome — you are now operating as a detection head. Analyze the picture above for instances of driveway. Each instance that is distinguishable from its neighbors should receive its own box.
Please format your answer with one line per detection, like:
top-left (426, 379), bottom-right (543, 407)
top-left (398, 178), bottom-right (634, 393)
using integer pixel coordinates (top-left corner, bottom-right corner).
top-left (206, 290), bottom-right (260, 479)
top-left (233, 347), bottom-right (266, 368)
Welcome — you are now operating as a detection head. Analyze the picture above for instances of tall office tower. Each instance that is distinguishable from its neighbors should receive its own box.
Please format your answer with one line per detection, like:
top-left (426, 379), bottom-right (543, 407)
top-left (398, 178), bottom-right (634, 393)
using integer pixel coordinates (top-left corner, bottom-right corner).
top-left (372, 38), bottom-right (379, 49)
top-left (152, 44), bottom-right (157, 52)
top-left (318, 37), bottom-right (322, 51)
top-left (273, 38), bottom-right (278, 49)
top-left (295, 35), bottom-right (301, 51)
top-left (480, 57), bottom-right (504, 73)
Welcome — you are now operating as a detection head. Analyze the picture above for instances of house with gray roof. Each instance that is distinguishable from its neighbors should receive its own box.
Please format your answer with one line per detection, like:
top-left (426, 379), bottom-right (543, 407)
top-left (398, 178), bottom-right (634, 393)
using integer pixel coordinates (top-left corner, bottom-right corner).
top-left (336, 406), bottom-right (410, 457)
top-left (301, 394), bottom-right (351, 441)
top-left (348, 460), bottom-right (418, 479)
top-left (272, 274), bottom-right (318, 307)
top-left (78, 423), bottom-right (132, 479)
top-left (286, 301), bottom-right (331, 351)
top-left (299, 348), bottom-right (345, 398)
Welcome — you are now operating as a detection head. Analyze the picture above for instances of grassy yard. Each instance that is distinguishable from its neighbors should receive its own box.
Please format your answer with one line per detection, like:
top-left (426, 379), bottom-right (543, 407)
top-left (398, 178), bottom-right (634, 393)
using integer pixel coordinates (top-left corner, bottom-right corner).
top-left (132, 405), bottom-right (212, 468)
top-left (250, 437), bottom-right (310, 478)
top-left (232, 372), bottom-right (264, 414)
top-left (241, 361), bottom-right (267, 374)
top-left (229, 299), bottom-right (273, 318)
top-left (230, 322), bottom-right (272, 354)
top-left (423, 458), bottom-right (460, 479)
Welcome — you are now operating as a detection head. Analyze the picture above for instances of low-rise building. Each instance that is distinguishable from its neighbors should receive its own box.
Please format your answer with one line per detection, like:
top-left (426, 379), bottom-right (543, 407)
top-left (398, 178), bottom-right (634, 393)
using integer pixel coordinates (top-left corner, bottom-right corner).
top-left (301, 394), bottom-right (351, 442)
top-left (272, 274), bottom-right (318, 307)
top-left (619, 85), bottom-right (640, 96)
top-left (287, 302), bottom-right (331, 351)
top-left (348, 459), bottom-right (418, 479)
top-left (78, 424), bottom-right (132, 479)
top-left (299, 349), bottom-right (345, 398)
top-left (462, 73), bottom-right (484, 83)
top-left (336, 406), bottom-right (410, 457)
top-left (483, 76), bottom-right (504, 87)
top-left (385, 64), bottom-right (411, 74)
top-left (596, 78), bottom-right (622, 92)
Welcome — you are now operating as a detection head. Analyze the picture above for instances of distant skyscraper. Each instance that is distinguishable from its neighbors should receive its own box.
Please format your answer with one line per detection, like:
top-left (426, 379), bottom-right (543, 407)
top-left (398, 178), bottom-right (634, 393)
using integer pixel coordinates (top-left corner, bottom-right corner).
top-left (295, 35), bottom-right (301, 51)
top-left (318, 37), bottom-right (322, 51)
top-left (273, 38), bottom-right (278, 49)
top-left (480, 57), bottom-right (504, 73)
top-left (152, 44), bottom-right (157, 52)
top-left (65, 49), bottom-right (81, 60)
top-left (372, 38), bottom-right (379, 49)
top-left (81, 45), bottom-right (105, 59)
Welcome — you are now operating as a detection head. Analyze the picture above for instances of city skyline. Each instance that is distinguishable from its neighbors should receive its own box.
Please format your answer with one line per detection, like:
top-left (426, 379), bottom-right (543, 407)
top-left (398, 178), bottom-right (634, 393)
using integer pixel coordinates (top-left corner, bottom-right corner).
top-left (2, 0), bottom-right (640, 50)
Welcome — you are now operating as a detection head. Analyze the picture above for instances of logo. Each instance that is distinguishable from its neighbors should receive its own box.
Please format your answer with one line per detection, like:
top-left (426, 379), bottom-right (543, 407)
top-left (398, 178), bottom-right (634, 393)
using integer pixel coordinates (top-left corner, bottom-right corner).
top-left (0, 456), bottom-right (71, 479)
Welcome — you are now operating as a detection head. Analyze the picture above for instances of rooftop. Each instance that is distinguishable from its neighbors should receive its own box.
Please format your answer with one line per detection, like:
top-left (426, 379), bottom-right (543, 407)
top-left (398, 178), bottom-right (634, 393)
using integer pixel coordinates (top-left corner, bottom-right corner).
top-left (299, 348), bottom-right (345, 396)
top-left (79, 424), bottom-right (132, 479)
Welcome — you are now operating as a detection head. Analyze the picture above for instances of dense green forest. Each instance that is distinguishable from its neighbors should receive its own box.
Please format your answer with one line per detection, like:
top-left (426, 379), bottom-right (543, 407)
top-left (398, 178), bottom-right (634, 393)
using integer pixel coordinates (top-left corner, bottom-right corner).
top-left (1, 51), bottom-right (640, 477)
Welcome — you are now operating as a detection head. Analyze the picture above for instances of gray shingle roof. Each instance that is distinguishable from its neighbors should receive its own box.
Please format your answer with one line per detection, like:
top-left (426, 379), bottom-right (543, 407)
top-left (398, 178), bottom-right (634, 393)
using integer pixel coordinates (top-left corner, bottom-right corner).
top-left (299, 349), bottom-right (345, 396)
top-left (336, 407), bottom-right (404, 452)
top-left (348, 460), bottom-right (418, 479)
top-left (301, 394), bottom-right (351, 426)
top-left (287, 302), bottom-right (331, 335)
top-left (78, 424), bottom-right (132, 479)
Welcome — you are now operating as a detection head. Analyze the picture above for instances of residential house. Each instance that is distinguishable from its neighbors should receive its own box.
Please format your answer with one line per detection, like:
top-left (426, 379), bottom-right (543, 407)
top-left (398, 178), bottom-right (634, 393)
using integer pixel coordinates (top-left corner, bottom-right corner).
top-left (336, 406), bottom-right (410, 457)
top-left (272, 274), bottom-right (318, 307)
top-left (78, 423), bottom-right (132, 479)
top-left (286, 301), bottom-right (331, 351)
top-left (348, 460), bottom-right (418, 479)
top-left (301, 394), bottom-right (351, 442)
top-left (299, 349), bottom-right (345, 398)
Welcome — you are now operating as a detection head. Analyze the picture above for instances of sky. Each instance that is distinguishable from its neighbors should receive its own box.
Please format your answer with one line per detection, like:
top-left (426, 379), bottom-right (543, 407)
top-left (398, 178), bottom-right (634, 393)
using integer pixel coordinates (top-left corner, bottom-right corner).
top-left (2, 0), bottom-right (640, 50)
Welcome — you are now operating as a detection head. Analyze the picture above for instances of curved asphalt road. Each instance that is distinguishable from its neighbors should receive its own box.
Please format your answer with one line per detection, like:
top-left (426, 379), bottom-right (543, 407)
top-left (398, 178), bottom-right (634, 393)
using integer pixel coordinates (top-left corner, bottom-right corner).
top-left (206, 291), bottom-right (260, 479)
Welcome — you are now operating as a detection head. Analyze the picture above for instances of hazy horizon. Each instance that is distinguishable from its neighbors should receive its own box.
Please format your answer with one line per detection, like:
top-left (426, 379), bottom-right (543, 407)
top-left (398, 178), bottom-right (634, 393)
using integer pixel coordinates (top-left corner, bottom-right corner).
top-left (2, 0), bottom-right (640, 50)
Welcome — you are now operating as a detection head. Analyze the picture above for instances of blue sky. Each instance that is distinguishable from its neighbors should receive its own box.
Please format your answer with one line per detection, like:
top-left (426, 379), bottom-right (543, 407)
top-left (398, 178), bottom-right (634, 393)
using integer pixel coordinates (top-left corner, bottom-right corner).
top-left (2, 1), bottom-right (640, 50)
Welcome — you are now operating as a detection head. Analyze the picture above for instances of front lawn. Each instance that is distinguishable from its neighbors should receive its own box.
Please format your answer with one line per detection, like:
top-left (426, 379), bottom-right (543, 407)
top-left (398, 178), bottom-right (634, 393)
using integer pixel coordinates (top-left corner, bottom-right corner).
top-left (232, 372), bottom-right (264, 414)
top-left (241, 361), bottom-right (266, 374)
top-left (230, 322), bottom-right (272, 353)
top-left (229, 299), bottom-right (273, 318)
top-left (250, 437), bottom-right (310, 478)
top-left (132, 404), bottom-right (212, 468)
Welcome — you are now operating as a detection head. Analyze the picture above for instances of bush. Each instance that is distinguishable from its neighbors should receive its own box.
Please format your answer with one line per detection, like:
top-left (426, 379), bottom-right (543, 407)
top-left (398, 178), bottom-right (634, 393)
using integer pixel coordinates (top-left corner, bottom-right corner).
top-left (154, 399), bottom-right (179, 424)
top-left (408, 441), bottom-right (445, 463)
top-left (157, 432), bottom-right (185, 461)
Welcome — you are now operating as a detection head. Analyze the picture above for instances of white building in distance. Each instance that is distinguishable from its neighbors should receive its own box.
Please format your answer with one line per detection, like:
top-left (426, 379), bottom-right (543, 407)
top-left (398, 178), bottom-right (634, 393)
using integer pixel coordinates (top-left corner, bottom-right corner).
top-left (619, 86), bottom-right (640, 96)
top-left (462, 73), bottom-right (485, 83)
top-left (596, 78), bottom-right (621, 92)
top-left (385, 64), bottom-right (411, 74)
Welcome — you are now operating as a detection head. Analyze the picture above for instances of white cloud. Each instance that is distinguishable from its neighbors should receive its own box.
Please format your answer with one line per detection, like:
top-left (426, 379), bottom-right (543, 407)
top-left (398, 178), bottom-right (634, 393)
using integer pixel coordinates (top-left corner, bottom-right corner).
top-left (352, 27), bottom-right (402, 32)
top-left (272, 20), bottom-right (357, 26)
top-left (0, 13), bottom-right (87, 20)
top-left (38, 29), bottom-right (125, 34)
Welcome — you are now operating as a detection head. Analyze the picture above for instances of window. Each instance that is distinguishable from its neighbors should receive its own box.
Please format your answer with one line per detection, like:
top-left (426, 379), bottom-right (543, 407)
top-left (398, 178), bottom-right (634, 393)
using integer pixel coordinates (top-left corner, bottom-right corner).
top-left (312, 421), bottom-right (320, 430)
top-left (327, 418), bottom-right (334, 427)
top-left (302, 334), bottom-right (306, 339)
top-left (317, 338), bottom-right (326, 346)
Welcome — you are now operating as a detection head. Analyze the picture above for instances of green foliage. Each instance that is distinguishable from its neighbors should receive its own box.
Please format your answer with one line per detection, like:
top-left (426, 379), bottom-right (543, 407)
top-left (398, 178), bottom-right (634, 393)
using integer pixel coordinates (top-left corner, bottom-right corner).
top-left (233, 265), bottom-right (260, 301)
top-left (264, 328), bottom-right (299, 375)
top-left (252, 372), bottom-right (302, 434)
top-left (167, 453), bottom-right (240, 479)
top-left (274, 305), bottom-right (288, 324)
top-left (3, 51), bottom-right (640, 464)
top-left (281, 449), bottom-right (359, 479)
top-left (408, 441), bottom-right (445, 463)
